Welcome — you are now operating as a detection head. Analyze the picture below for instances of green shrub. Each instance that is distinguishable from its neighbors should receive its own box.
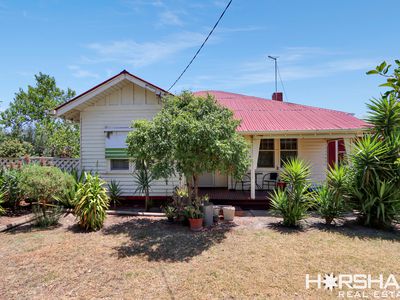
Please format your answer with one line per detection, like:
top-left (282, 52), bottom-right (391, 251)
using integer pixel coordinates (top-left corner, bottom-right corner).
top-left (0, 190), bottom-right (5, 215)
top-left (0, 168), bottom-right (23, 208)
top-left (163, 205), bottom-right (177, 221)
top-left (169, 187), bottom-right (191, 222)
top-left (351, 62), bottom-right (400, 228)
top-left (314, 165), bottom-right (348, 225)
top-left (270, 158), bottom-right (312, 227)
top-left (0, 139), bottom-right (33, 157)
top-left (18, 164), bottom-right (74, 225)
top-left (74, 173), bottom-right (110, 231)
top-left (314, 185), bottom-right (345, 225)
top-left (182, 204), bottom-right (203, 220)
top-left (108, 180), bottom-right (122, 207)
top-left (33, 204), bottom-right (63, 227)
top-left (349, 135), bottom-right (400, 228)
top-left (54, 169), bottom-right (85, 209)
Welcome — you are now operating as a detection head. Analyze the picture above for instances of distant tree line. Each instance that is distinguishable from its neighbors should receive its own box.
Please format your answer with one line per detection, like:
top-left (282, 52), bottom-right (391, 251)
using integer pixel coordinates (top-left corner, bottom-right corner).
top-left (0, 73), bottom-right (79, 158)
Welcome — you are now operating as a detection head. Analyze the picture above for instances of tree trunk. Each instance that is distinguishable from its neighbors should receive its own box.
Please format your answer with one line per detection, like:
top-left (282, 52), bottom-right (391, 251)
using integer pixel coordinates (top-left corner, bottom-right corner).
top-left (41, 200), bottom-right (47, 218)
top-left (193, 174), bottom-right (199, 202)
top-left (145, 189), bottom-right (149, 212)
top-left (144, 166), bottom-right (149, 212)
top-left (186, 175), bottom-right (192, 201)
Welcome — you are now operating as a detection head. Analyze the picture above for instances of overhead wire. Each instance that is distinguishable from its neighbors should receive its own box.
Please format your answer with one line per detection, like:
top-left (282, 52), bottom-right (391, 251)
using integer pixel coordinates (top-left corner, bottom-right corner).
top-left (167, 0), bottom-right (233, 92)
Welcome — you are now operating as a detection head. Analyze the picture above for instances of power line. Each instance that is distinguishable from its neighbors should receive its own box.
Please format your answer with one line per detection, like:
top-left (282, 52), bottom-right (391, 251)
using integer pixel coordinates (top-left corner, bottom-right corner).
top-left (167, 0), bottom-right (233, 92)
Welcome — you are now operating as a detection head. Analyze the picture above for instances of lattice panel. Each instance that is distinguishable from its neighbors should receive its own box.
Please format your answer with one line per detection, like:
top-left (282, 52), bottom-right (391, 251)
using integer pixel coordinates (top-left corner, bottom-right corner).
top-left (0, 157), bottom-right (80, 172)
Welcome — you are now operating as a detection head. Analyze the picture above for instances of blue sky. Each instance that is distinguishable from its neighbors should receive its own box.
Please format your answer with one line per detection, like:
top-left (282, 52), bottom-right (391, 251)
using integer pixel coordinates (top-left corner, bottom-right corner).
top-left (0, 0), bottom-right (399, 117)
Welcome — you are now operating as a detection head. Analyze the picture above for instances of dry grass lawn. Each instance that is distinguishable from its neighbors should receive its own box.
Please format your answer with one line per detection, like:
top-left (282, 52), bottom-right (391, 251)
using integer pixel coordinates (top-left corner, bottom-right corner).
top-left (0, 213), bottom-right (400, 299)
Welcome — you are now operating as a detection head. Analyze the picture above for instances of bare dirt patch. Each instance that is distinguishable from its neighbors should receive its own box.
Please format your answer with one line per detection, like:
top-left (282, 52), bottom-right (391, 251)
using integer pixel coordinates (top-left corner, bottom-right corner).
top-left (0, 213), bottom-right (399, 299)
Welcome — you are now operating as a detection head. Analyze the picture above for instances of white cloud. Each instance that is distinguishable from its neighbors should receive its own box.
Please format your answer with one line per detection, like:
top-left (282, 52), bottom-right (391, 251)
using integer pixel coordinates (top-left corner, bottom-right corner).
top-left (159, 10), bottom-right (184, 26)
top-left (177, 47), bottom-right (377, 91)
top-left (218, 26), bottom-right (267, 33)
top-left (68, 65), bottom-right (99, 79)
top-left (83, 31), bottom-right (207, 68)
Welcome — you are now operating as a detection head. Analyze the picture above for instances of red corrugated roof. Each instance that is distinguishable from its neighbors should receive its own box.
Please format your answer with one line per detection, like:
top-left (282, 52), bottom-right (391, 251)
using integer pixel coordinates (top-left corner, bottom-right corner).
top-left (194, 90), bottom-right (368, 132)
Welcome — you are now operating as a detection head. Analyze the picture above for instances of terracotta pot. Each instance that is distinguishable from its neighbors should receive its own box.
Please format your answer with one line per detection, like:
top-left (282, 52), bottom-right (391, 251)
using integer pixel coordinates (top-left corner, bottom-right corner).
top-left (189, 218), bottom-right (203, 231)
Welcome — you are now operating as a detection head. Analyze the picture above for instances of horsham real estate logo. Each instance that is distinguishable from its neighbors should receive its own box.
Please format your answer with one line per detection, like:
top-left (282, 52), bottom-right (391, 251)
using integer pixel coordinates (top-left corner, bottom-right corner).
top-left (305, 273), bottom-right (400, 298)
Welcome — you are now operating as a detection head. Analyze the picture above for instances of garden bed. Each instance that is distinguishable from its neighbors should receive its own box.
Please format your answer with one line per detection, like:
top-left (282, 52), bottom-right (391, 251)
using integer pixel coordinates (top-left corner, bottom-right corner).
top-left (1, 213), bottom-right (399, 299)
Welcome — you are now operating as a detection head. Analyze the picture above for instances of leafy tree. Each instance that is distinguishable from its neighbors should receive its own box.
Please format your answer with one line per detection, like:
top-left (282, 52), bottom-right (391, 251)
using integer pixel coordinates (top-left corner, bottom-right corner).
top-left (0, 138), bottom-right (33, 157)
top-left (0, 73), bottom-right (78, 157)
top-left (127, 91), bottom-right (250, 200)
top-left (18, 164), bottom-right (74, 221)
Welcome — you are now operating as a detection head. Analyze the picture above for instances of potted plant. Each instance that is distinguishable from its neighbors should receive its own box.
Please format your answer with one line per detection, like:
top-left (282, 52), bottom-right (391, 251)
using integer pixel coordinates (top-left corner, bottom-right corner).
top-left (183, 204), bottom-right (203, 231)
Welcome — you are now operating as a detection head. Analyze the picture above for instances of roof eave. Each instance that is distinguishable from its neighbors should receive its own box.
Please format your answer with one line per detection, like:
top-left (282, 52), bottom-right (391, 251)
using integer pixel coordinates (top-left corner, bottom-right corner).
top-left (238, 127), bottom-right (369, 136)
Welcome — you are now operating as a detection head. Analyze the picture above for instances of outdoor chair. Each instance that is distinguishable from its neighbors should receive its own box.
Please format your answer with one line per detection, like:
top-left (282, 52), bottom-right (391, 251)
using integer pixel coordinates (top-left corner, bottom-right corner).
top-left (261, 172), bottom-right (278, 191)
top-left (234, 174), bottom-right (251, 191)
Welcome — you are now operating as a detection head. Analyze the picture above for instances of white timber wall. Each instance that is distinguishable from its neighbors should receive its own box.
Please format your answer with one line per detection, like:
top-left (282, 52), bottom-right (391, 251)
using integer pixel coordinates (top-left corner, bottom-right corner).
top-left (298, 138), bottom-right (327, 183)
top-left (80, 82), bottom-right (179, 196)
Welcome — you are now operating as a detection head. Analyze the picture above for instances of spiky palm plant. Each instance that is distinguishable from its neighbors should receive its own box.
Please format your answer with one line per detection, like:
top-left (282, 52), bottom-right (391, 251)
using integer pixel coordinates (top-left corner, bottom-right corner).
top-left (314, 165), bottom-right (349, 225)
top-left (133, 159), bottom-right (154, 211)
top-left (74, 173), bottom-right (110, 231)
top-left (366, 95), bottom-right (400, 138)
top-left (108, 180), bottom-right (122, 208)
top-left (270, 158), bottom-right (312, 227)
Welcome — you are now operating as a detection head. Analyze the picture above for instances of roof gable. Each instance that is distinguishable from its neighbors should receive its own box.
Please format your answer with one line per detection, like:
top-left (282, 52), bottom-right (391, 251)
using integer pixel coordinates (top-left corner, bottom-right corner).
top-left (55, 70), bottom-right (170, 118)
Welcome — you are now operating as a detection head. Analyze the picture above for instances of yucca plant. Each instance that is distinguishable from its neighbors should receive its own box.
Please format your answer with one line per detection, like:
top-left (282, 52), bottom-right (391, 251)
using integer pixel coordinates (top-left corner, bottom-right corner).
top-left (270, 158), bottom-right (312, 227)
top-left (108, 180), bottom-right (122, 207)
top-left (349, 134), bottom-right (400, 228)
top-left (74, 173), bottom-right (110, 231)
top-left (314, 164), bottom-right (349, 225)
top-left (351, 179), bottom-right (400, 227)
top-left (347, 62), bottom-right (400, 228)
top-left (314, 185), bottom-right (346, 225)
top-left (133, 159), bottom-right (154, 211)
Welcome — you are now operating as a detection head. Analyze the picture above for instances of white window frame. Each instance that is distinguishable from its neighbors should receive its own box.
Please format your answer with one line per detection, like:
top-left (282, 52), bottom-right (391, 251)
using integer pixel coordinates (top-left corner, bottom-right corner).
top-left (107, 159), bottom-right (132, 173)
top-left (279, 138), bottom-right (298, 167)
top-left (257, 138), bottom-right (275, 169)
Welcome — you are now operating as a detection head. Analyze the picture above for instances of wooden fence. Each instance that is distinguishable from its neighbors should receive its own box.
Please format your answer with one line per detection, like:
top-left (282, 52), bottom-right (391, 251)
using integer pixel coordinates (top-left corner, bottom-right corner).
top-left (0, 157), bottom-right (80, 172)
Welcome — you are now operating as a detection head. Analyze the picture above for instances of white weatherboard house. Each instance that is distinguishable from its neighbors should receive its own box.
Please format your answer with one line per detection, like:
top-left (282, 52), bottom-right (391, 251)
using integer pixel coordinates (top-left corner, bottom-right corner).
top-left (55, 70), bottom-right (368, 200)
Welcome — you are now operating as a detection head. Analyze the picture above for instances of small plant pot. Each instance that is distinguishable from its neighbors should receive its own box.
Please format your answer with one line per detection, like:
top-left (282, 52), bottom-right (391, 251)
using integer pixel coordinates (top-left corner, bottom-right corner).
top-left (167, 217), bottom-right (174, 223)
top-left (223, 206), bottom-right (235, 221)
top-left (203, 204), bottom-right (214, 227)
top-left (189, 218), bottom-right (203, 231)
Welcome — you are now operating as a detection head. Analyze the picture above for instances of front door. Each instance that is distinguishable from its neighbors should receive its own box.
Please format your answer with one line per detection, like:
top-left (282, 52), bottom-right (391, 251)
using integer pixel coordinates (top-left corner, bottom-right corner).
top-left (198, 172), bottom-right (228, 188)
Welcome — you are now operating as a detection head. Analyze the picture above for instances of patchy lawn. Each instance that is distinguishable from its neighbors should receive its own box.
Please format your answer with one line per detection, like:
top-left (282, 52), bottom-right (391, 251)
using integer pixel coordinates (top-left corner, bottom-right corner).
top-left (0, 214), bottom-right (400, 299)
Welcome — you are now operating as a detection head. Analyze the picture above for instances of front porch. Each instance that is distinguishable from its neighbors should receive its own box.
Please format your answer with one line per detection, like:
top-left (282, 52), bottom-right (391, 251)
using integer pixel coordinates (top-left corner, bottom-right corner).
top-left (199, 188), bottom-right (271, 209)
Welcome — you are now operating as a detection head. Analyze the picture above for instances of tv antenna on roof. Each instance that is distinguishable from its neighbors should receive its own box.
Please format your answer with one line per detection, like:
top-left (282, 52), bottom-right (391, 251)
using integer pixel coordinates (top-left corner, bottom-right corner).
top-left (268, 55), bottom-right (279, 93)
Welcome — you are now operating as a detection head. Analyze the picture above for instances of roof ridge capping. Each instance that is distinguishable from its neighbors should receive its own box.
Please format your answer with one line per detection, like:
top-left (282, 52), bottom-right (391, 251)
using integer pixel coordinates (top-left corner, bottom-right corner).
top-left (194, 90), bottom-right (356, 115)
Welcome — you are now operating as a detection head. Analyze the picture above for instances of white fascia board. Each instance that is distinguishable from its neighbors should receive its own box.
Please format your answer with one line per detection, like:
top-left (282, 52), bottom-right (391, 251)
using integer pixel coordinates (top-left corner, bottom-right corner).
top-left (56, 73), bottom-right (167, 117)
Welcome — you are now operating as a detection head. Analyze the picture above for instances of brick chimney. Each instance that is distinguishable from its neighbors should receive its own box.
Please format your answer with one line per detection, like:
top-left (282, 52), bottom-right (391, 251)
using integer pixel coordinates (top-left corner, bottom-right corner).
top-left (272, 92), bottom-right (283, 101)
